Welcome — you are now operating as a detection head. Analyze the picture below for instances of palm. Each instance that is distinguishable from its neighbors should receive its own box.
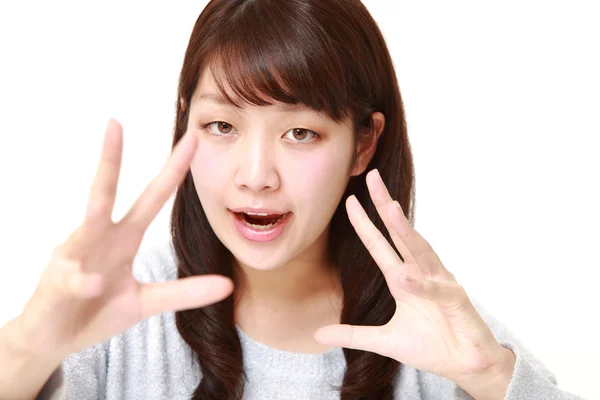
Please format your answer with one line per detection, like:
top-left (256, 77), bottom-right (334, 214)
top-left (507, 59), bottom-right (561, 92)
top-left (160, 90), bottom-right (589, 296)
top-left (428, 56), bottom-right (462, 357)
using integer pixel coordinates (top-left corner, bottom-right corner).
top-left (24, 224), bottom-right (145, 356)
top-left (58, 229), bottom-right (144, 349)
top-left (315, 170), bottom-right (503, 381)
top-left (386, 287), bottom-right (461, 377)
top-left (60, 269), bottom-right (142, 352)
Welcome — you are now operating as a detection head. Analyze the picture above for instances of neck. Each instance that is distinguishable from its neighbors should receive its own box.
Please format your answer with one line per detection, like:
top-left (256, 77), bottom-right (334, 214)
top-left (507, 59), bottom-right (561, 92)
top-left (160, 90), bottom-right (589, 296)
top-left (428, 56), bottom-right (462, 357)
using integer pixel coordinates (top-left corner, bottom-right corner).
top-left (231, 229), bottom-right (344, 352)
top-left (234, 257), bottom-right (340, 309)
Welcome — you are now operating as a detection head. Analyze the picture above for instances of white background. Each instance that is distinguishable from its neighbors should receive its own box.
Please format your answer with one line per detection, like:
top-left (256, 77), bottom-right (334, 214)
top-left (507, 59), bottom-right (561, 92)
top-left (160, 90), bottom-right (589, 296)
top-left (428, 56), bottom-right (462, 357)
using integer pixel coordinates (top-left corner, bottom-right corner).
top-left (0, 1), bottom-right (598, 398)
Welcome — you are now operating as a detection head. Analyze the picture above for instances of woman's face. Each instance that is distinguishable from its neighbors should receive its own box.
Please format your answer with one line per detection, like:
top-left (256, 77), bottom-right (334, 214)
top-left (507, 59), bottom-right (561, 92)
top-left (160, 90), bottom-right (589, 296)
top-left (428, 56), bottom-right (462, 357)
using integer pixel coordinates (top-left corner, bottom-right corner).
top-left (186, 69), bottom-right (357, 271)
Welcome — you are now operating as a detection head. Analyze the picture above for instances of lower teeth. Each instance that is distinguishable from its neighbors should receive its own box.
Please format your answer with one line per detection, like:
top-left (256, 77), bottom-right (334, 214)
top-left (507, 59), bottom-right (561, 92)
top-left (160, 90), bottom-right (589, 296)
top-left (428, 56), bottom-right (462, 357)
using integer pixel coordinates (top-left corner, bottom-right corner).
top-left (242, 214), bottom-right (285, 230)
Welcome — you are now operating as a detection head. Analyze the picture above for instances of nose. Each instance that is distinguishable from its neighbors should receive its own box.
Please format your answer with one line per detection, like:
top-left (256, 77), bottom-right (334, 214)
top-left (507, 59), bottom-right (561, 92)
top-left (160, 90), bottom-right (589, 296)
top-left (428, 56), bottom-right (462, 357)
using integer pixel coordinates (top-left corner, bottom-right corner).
top-left (234, 134), bottom-right (280, 193)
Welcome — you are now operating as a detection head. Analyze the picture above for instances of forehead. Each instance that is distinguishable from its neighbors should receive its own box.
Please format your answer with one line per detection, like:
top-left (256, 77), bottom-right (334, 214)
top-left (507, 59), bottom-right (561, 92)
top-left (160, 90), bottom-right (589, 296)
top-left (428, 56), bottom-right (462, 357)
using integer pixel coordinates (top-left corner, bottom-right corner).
top-left (194, 68), bottom-right (221, 98)
top-left (192, 68), bottom-right (300, 111)
top-left (189, 68), bottom-right (354, 133)
top-left (191, 69), bottom-right (339, 121)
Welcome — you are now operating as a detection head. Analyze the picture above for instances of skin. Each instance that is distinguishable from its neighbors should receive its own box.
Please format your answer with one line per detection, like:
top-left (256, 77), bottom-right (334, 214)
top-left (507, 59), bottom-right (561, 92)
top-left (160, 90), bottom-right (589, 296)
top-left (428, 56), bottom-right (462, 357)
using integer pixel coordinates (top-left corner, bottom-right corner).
top-left (0, 69), bottom-right (516, 399)
top-left (184, 68), bottom-right (384, 351)
top-left (314, 171), bottom-right (517, 398)
top-left (0, 121), bottom-right (235, 400)
top-left (186, 69), bottom-right (517, 397)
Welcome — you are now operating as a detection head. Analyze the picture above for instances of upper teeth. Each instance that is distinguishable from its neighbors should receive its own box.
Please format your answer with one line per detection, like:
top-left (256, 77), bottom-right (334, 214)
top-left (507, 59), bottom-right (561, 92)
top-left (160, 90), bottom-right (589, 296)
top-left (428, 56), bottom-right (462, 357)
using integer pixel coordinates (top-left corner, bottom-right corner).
top-left (245, 212), bottom-right (272, 216)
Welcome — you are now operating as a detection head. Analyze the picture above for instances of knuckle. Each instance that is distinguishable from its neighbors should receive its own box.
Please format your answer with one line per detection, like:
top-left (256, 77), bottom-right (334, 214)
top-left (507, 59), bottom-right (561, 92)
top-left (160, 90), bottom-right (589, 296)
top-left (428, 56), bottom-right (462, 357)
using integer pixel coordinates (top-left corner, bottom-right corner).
top-left (443, 283), bottom-right (469, 313)
top-left (364, 234), bottom-right (381, 252)
top-left (52, 244), bottom-right (66, 260)
top-left (50, 263), bottom-right (75, 294)
top-left (426, 279), bottom-right (438, 296)
top-left (413, 248), bottom-right (426, 260)
top-left (443, 270), bottom-right (457, 282)
top-left (382, 261), bottom-right (397, 276)
top-left (398, 225), bottom-right (411, 239)
top-left (85, 198), bottom-right (112, 223)
top-left (348, 325), bottom-right (355, 347)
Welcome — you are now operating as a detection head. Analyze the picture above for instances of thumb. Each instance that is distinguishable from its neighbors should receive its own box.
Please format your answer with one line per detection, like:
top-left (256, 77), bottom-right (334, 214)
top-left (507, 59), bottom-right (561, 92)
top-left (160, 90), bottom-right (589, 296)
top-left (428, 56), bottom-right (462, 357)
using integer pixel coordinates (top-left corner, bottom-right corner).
top-left (139, 275), bottom-right (234, 320)
top-left (314, 324), bottom-right (385, 354)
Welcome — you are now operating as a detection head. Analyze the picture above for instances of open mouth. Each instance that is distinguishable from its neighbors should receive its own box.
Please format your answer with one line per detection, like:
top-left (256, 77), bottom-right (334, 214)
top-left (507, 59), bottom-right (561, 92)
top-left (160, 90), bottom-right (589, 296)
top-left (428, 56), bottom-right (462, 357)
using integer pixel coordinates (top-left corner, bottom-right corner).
top-left (235, 212), bottom-right (290, 230)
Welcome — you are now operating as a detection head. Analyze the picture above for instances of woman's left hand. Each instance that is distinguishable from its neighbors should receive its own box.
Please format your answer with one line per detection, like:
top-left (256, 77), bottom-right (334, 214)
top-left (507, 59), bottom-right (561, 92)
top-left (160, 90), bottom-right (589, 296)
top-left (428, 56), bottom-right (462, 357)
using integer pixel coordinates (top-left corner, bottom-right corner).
top-left (314, 169), bottom-right (516, 390)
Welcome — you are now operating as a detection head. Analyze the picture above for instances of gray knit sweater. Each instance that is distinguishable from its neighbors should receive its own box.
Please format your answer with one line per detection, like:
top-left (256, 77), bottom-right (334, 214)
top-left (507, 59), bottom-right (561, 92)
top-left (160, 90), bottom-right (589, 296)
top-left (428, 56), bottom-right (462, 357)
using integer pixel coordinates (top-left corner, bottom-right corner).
top-left (38, 241), bottom-right (585, 399)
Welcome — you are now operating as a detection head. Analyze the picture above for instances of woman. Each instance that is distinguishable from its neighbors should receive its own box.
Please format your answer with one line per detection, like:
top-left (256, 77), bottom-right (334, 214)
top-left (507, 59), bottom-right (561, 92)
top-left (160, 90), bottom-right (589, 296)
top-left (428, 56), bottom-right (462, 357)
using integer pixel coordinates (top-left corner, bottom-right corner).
top-left (0, 0), bottom-right (585, 399)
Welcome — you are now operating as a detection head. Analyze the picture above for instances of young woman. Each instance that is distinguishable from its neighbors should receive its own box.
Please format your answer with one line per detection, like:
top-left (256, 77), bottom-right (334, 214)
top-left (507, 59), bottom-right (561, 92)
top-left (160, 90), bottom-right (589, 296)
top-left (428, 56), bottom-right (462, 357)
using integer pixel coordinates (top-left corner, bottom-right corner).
top-left (0, 0), bottom-right (586, 399)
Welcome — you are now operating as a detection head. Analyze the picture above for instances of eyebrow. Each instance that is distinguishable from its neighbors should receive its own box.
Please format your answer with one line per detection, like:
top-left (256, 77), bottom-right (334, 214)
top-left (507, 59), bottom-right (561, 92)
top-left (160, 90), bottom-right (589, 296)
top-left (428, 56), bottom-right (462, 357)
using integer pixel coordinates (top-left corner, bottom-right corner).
top-left (195, 91), bottom-right (306, 112)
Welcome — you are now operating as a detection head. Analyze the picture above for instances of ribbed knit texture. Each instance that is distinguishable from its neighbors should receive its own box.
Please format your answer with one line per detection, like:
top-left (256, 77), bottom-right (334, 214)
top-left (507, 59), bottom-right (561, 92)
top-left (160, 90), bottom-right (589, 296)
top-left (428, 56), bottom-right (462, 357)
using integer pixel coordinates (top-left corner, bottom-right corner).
top-left (37, 241), bottom-right (585, 400)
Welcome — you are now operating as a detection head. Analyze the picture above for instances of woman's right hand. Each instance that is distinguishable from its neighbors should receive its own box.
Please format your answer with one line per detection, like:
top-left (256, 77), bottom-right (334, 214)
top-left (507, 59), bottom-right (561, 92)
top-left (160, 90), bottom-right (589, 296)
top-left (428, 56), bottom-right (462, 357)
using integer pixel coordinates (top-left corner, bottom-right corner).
top-left (5, 119), bottom-right (233, 360)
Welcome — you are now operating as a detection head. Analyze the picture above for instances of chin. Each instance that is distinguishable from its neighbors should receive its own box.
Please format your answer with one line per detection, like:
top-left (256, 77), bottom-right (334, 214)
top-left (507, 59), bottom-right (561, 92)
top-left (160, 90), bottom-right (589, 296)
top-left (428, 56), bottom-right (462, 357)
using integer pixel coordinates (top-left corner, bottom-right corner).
top-left (230, 249), bottom-right (290, 271)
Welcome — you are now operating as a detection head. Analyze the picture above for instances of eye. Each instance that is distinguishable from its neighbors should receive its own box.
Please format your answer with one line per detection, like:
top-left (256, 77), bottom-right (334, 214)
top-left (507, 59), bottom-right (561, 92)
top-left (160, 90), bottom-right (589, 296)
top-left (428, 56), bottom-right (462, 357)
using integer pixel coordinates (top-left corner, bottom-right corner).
top-left (283, 128), bottom-right (319, 143)
top-left (203, 121), bottom-right (237, 135)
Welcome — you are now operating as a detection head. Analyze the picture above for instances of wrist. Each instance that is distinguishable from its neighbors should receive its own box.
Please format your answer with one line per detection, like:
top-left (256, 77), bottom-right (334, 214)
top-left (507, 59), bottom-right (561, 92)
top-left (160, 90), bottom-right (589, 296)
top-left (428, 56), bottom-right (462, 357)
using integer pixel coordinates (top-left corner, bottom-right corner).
top-left (0, 318), bottom-right (65, 399)
top-left (454, 346), bottom-right (516, 400)
top-left (2, 314), bottom-right (69, 360)
top-left (1, 317), bottom-right (30, 360)
top-left (0, 317), bottom-right (65, 378)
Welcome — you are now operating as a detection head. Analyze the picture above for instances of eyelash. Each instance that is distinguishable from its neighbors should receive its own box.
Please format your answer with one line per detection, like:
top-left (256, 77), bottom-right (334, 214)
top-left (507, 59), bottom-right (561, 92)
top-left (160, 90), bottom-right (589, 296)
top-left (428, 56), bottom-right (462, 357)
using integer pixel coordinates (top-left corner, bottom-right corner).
top-left (200, 121), bottom-right (321, 143)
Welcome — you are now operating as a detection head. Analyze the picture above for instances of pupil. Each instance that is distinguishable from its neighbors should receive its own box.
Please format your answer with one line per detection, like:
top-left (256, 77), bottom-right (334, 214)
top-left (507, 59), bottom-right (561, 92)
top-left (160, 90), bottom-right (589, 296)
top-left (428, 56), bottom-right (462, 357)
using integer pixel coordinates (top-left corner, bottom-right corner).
top-left (219, 122), bottom-right (232, 133)
top-left (293, 129), bottom-right (307, 140)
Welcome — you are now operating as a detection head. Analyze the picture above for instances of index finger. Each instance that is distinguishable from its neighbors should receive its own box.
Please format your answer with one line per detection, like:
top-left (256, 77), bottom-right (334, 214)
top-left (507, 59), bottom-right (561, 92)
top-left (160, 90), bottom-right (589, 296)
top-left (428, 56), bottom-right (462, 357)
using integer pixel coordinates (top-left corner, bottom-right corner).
top-left (365, 169), bottom-right (413, 263)
top-left (367, 169), bottom-right (446, 278)
top-left (85, 118), bottom-right (123, 224)
top-left (346, 195), bottom-right (403, 279)
top-left (119, 131), bottom-right (197, 231)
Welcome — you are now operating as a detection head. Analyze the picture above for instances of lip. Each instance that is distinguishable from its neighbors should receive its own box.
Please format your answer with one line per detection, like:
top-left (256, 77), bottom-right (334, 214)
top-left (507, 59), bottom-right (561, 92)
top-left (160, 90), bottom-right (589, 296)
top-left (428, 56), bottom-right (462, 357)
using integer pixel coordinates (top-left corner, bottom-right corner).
top-left (230, 210), bottom-right (292, 243)
top-left (229, 207), bottom-right (289, 215)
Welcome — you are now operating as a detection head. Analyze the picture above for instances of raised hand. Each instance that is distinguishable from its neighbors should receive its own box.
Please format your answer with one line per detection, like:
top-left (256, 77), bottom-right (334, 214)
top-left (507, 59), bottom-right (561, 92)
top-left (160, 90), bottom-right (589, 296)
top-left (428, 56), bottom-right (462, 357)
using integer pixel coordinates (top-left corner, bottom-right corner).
top-left (6, 119), bottom-right (233, 360)
top-left (314, 169), bottom-right (516, 394)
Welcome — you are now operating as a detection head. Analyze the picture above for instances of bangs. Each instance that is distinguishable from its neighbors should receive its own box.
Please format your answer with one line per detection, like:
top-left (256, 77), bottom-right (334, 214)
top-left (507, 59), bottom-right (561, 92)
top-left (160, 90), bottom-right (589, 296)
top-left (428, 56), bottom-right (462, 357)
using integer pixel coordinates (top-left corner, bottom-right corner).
top-left (202, 2), bottom-right (353, 122)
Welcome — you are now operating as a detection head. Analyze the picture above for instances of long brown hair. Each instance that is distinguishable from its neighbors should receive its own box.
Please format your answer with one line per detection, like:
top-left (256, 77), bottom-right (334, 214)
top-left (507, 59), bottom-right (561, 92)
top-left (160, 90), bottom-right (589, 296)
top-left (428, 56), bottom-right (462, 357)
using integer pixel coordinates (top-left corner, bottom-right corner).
top-left (171, 0), bottom-right (415, 398)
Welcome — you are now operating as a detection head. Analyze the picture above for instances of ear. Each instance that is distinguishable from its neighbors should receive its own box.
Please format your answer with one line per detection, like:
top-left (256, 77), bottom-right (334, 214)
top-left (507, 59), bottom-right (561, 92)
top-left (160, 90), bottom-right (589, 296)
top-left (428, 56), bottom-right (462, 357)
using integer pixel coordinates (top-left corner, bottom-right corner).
top-left (350, 111), bottom-right (385, 176)
top-left (180, 97), bottom-right (187, 112)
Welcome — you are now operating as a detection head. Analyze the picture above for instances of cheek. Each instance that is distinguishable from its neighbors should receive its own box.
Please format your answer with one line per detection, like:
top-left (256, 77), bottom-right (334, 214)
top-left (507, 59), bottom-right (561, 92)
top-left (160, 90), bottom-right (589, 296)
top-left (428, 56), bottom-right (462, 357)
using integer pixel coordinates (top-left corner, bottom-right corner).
top-left (286, 147), bottom-right (352, 206)
top-left (190, 141), bottom-right (229, 197)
